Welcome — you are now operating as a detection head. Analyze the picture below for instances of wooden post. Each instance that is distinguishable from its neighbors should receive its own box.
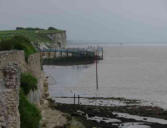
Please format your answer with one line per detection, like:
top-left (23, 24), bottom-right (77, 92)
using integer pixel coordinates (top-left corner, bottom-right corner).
top-left (55, 52), bottom-right (57, 58)
top-left (67, 50), bottom-right (69, 57)
top-left (78, 95), bottom-right (80, 105)
top-left (74, 93), bottom-right (76, 105)
top-left (61, 51), bottom-right (62, 57)
top-left (102, 48), bottom-right (104, 59)
top-left (48, 52), bottom-right (51, 58)
top-left (96, 51), bottom-right (99, 90)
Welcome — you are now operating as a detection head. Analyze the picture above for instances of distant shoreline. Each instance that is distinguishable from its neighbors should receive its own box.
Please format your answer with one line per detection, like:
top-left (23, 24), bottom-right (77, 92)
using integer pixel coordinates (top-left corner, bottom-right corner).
top-left (67, 42), bottom-right (167, 47)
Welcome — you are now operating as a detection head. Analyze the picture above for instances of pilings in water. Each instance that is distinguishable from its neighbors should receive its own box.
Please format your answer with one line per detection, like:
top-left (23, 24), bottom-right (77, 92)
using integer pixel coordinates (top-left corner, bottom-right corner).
top-left (73, 94), bottom-right (80, 105)
top-left (78, 95), bottom-right (80, 105)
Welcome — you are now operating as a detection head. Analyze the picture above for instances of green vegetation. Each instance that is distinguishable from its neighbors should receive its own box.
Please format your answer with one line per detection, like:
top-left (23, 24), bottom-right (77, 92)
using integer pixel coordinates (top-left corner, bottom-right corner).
top-left (0, 27), bottom-right (64, 43)
top-left (48, 26), bottom-right (58, 30)
top-left (19, 90), bottom-right (41, 128)
top-left (21, 72), bottom-right (38, 95)
top-left (19, 72), bottom-right (41, 128)
top-left (16, 27), bottom-right (44, 30)
top-left (0, 35), bottom-right (37, 60)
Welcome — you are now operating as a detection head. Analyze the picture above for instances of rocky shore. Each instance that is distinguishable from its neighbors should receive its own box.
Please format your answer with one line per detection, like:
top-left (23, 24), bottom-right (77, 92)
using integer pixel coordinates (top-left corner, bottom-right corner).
top-left (51, 102), bottom-right (167, 128)
top-left (39, 75), bottom-right (167, 128)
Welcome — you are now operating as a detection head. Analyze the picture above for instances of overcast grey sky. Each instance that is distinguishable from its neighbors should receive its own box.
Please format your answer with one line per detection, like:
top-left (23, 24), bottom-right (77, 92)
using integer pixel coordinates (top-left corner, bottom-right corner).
top-left (1, 0), bottom-right (167, 43)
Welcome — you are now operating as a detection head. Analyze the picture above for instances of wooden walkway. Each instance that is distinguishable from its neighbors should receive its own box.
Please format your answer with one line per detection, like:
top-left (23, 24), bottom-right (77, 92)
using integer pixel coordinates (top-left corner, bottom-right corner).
top-left (40, 47), bottom-right (103, 59)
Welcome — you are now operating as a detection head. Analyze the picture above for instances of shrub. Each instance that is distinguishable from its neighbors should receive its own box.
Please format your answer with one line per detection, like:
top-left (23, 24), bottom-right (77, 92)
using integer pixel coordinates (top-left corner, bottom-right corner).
top-left (21, 72), bottom-right (38, 95)
top-left (16, 27), bottom-right (24, 30)
top-left (0, 35), bottom-right (37, 61)
top-left (19, 90), bottom-right (41, 128)
top-left (48, 26), bottom-right (57, 30)
top-left (16, 27), bottom-right (44, 30)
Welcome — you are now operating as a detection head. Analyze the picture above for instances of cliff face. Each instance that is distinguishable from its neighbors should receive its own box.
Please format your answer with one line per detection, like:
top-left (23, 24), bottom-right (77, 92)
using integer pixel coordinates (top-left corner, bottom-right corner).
top-left (46, 31), bottom-right (67, 48)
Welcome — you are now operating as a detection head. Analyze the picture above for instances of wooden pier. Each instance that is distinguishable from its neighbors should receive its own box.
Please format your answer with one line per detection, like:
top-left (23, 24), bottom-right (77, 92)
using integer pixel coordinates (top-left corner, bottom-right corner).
top-left (40, 47), bottom-right (103, 60)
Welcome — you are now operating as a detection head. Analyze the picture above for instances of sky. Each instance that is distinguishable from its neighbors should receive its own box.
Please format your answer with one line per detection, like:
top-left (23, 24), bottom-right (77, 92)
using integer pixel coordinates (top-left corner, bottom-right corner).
top-left (1, 0), bottom-right (167, 43)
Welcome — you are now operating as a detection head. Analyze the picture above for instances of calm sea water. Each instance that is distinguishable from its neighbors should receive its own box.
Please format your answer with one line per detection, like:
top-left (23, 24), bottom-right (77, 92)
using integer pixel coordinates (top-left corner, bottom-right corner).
top-left (44, 45), bottom-right (167, 108)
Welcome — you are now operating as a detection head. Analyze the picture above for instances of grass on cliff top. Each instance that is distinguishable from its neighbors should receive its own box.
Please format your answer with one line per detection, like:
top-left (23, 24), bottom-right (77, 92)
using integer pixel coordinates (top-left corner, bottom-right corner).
top-left (0, 29), bottom-right (65, 43)
top-left (0, 35), bottom-right (37, 60)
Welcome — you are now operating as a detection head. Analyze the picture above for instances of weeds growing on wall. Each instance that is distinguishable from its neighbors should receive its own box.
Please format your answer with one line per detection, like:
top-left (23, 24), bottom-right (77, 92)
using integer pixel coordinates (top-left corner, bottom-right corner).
top-left (19, 72), bottom-right (41, 128)
top-left (21, 72), bottom-right (38, 95)
top-left (19, 90), bottom-right (41, 128)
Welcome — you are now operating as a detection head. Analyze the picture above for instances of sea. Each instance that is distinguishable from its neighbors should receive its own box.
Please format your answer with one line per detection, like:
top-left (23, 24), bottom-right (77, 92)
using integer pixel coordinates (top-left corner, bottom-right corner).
top-left (43, 43), bottom-right (167, 109)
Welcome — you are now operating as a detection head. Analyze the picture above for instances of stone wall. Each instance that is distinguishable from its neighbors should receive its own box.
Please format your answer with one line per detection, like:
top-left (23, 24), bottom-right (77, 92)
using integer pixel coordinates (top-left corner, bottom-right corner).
top-left (47, 31), bottom-right (66, 48)
top-left (0, 50), bottom-right (44, 105)
top-left (27, 53), bottom-right (45, 105)
top-left (0, 50), bottom-right (45, 128)
top-left (0, 63), bottom-right (20, 128)
top-left (0, 51), bottom-right (26, 78)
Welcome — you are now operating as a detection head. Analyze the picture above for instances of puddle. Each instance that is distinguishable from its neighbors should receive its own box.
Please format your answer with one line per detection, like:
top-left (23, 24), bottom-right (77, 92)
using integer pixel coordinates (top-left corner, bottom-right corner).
top-left (119, 123), bottom-right (151, 128)
top-left (114, 112), bottom-right (167, 124)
